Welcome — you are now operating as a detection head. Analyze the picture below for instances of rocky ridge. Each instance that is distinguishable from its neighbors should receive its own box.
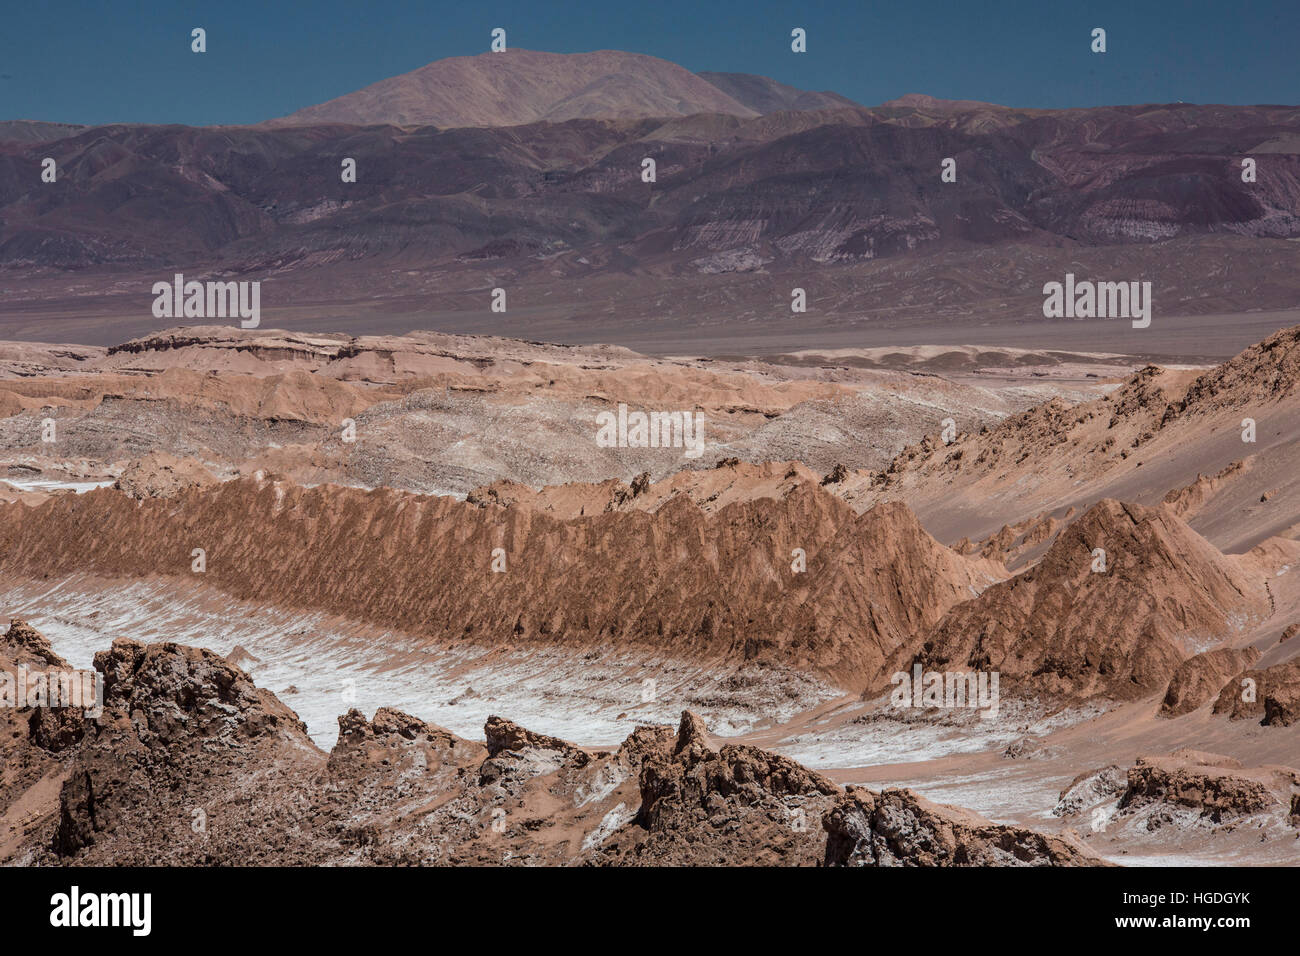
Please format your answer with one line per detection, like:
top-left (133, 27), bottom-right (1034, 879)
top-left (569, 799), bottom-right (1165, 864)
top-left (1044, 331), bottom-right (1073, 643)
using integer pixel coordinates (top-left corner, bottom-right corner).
top-left (0, 622), bottom-right (1101, 867)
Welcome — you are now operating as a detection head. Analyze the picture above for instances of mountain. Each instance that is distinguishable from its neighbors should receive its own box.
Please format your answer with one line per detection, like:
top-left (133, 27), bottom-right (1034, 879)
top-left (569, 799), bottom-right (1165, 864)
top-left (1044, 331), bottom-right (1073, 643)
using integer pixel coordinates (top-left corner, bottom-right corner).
top-left (267, 49), bottom-right (759, 128)
top-left (3, 54), bottom-right (1299, 349)
top-left (897, 499), bottom-right (1279, 700)
top-left (696, 71), bottom-right (860, 113)
top-left (6, 100), bottom-right (1297, 277)
top-left (0, 121), bottom-right (86, 145)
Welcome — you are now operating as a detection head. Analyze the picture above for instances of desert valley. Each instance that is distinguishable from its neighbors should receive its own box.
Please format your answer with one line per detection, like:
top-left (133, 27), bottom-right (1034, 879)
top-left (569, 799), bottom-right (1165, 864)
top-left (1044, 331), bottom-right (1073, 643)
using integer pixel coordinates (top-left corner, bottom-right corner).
top-left (1, 320), bottom-right (1299, 866)
top-left (2, 39), bottom-right (1299, 874)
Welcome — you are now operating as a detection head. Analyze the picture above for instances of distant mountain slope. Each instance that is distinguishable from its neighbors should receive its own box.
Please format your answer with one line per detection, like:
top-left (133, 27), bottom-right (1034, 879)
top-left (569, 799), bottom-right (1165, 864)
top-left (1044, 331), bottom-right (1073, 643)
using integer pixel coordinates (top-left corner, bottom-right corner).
top-left (695, 71), bottom-right (861, 113)
top-left (0, 121), bottom-right (86, 144)
top-left (267, 49), bottom-right (759, 128)
top-left (881, 93), bottom-right (1006, 112)
top-left (7, 100), bottom-right (1296, 273)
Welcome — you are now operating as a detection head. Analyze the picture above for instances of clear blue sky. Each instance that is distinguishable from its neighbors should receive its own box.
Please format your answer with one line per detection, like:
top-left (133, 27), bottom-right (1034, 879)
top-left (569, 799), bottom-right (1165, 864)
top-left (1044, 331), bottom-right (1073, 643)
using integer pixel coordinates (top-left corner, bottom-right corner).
top-left (3, 0), bottom-right (1297, 125)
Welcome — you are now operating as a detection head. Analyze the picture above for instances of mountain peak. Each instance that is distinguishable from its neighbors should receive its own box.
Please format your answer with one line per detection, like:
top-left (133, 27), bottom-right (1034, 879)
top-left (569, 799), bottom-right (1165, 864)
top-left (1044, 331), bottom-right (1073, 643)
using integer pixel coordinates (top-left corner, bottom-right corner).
top-left (268, 48), bottom-right (759, 129)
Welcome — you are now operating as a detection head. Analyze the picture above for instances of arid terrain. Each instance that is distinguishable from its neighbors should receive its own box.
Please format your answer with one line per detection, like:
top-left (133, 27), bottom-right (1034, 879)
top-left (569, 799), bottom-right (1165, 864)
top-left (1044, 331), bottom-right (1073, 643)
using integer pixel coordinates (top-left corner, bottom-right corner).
top-left (3, 46), bottom-right (1299, 869)
top-left (1, 320), bottom-right (1298, 866)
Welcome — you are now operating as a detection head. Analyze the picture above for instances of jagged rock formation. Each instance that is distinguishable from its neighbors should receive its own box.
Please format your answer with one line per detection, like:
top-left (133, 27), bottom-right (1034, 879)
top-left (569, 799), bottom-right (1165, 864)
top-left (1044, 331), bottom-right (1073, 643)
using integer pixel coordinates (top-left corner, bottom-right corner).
top-left (954, 506), bottom-right (1073, 569)
top-left (0, 618), bottom-right (67, 669)
top-left (599, 711), bottom-right (839, 865)
top-left (822, 788), bottom-right (1099, 866)
top-left (483, 715), bottom-right (593, 769)
top-left (1171, 324), bottom-right (1300, 409)
top-left (2, 440), bottom-right (1290, 705)
top-left (54, 637), bottom-right (308, 858)
top-left (0, 621), bottom-right (85, 858)
top-left (1162, 459), bottom-right (1255, 519)
top-left (0, 625), bottom-right (1098, 867)
top-left (1115, 751), bottom-right (1293, 825)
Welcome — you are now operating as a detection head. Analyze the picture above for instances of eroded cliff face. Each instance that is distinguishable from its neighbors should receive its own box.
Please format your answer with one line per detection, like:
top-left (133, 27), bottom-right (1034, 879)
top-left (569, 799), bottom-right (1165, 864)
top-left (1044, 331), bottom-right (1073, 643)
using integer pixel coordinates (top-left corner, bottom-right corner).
top-left (2, 448), bottom-right (1294, 705)
top-left (0, 478), bottom-right (1002, 689)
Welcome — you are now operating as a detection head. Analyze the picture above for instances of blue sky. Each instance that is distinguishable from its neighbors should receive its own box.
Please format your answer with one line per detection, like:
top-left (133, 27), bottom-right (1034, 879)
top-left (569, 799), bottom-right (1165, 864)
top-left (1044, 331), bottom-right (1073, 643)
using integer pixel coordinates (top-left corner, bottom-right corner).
top-left (3, 0), bottom-right (1298, 125)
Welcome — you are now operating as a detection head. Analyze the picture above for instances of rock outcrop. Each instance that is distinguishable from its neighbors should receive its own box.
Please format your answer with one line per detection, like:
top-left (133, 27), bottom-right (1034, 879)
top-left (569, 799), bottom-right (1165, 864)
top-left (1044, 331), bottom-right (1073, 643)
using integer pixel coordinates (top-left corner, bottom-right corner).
top-left (599, 711), bottom-right (840, 866)
top-left (1212, 657), bottom-right (1300, 726)
top-left (1053, 765), bottom-right (1129, 817)
top-left (113, 451), bottom-right (217, 500)
top-left (1160, 646), bottom-right (1262, 717)
top-left (0, 627), bottom-right (1099, 867)
top-left (822, 788), bottom-right (1100, 866)
top-left (1115, 751), bottom-right (1292, 824)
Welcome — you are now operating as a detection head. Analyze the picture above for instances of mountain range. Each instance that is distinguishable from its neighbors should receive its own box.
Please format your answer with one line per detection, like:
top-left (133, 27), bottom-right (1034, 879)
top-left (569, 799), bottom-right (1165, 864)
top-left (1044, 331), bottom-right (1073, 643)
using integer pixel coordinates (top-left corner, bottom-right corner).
top-left (1, 49), bottom-right (1298, 350)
